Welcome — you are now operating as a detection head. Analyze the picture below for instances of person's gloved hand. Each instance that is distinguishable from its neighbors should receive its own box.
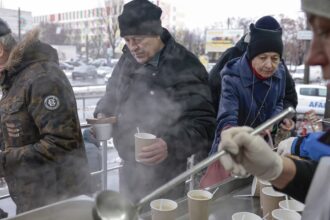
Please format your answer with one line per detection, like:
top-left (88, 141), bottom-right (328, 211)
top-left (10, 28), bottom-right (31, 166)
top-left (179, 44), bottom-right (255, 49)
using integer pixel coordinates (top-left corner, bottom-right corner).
top-left (280, 118), bottom-right (295, 131)
top-left (218, 126), bottom-right (283, 181)
top-left (277, 137), bottom-right (296, 156)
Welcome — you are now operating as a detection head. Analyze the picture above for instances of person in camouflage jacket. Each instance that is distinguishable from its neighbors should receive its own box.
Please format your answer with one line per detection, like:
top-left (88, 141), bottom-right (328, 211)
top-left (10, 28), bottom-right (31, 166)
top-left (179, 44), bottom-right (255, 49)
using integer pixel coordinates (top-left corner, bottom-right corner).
top-left (0, 20), bottom-right (91, 213)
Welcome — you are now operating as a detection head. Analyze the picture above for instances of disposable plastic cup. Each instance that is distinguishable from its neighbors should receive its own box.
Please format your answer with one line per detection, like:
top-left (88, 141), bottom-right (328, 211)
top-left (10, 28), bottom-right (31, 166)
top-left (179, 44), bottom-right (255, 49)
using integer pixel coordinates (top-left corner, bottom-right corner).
top-left (261, 187), bottom-right (286, 220)
top-left (94, 123), bottom-right (112, 141)
top-left (232, 211), bottom-right (263, 220)
top-left (150, 199), bottom-right (177, 220)
top-left (258, 180), bottom-right (272, 208)
top-left (187, 189), bottom-right (213, 220)
top-left (279, 199), bottom-right (305, 214)
top-left (134, 133), bottom-right (157, 162)
top-left (272, 208), bottom-right (301, 220)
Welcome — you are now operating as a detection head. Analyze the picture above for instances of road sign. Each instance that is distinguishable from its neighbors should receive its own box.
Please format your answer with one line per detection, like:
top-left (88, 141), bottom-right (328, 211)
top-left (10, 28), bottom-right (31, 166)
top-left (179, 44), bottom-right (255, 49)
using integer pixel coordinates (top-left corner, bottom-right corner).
top-left (297, 30), bottom-right (313, 40)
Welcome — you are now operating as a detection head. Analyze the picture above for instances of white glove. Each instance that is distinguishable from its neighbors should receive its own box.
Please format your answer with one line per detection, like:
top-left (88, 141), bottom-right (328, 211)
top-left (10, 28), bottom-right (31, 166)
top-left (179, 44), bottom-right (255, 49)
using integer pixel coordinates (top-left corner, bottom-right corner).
top-left (218, 126), bottom-right (283, 181)
top-left (277, 137), bottom-right (296, 156)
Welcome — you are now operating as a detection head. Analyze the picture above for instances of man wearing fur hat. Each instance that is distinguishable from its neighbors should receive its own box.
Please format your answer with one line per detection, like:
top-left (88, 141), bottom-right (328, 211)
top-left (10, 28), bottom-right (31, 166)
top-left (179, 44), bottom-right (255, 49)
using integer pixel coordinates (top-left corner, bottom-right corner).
top-left (94, 0), bottom-right (215, 203)
top-left (0, 19), bottom-right (91, 213)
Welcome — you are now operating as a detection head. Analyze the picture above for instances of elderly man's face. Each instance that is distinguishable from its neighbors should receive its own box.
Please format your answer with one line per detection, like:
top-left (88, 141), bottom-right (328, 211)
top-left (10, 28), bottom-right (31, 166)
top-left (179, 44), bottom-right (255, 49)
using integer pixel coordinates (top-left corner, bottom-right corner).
top-left (251, 52), bottom-right (281, 78)
top-left (123, 35), bottom-right (164, 64)
top-left (306, 15), bottom-right (330, 81)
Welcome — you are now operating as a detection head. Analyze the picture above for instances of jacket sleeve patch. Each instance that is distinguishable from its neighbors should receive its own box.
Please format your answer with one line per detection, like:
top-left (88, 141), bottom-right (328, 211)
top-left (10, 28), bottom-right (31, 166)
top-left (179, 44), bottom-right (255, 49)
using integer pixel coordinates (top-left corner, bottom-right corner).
top-left (44, 95), bottom-right (60, 110)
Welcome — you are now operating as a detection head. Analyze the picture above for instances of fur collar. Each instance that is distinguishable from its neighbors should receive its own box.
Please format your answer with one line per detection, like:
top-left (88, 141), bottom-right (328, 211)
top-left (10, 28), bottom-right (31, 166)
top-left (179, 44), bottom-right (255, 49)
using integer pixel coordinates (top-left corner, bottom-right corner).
top-left (5, 28), bottom-right (40, 72)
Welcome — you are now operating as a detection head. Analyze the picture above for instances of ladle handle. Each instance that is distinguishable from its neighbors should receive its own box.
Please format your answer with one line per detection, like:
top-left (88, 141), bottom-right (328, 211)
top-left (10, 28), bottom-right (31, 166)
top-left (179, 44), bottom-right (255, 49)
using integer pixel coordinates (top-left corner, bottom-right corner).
top-left (137, 107), bottom-right (295, 207)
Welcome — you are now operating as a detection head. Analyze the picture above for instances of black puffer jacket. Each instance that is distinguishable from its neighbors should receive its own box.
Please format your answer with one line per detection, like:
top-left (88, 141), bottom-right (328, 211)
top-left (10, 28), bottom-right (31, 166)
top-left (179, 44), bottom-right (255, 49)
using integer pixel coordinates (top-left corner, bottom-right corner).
top-left (95, 28), bottom-right (216, 196)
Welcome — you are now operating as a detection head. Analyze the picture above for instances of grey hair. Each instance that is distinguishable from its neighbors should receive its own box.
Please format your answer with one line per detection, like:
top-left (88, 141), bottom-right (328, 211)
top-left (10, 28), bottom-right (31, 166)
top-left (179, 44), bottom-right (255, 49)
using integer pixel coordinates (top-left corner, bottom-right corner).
top-left (0, 33), bottom-right (16, 53)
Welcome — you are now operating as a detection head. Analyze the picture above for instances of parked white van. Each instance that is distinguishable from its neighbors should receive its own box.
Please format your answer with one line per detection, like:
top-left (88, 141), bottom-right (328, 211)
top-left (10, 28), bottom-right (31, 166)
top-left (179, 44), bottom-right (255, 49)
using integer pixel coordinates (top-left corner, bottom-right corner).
top-left (295, 84), bottom-right (326, 115)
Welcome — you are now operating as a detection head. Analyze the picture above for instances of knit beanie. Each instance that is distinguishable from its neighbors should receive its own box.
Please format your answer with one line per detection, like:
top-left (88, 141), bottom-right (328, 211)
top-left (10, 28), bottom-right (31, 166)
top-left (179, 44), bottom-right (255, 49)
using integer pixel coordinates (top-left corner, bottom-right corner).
top-left (302, 0), bottom-right (330, 20)
top-left (0, 18), bottom-right (11, 37)
top-left (118, 0), bottom-right (163, 37)
top-left (247, 16), bottom-right (283, 61)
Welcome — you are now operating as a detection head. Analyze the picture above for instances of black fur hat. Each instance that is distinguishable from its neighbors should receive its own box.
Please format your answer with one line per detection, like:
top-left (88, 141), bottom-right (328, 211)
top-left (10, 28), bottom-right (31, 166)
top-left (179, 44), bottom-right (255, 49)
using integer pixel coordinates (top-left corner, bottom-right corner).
top-left (247, 16), bottom-right (283, 60)
top-left (118, 0), bottom-right (163, 37)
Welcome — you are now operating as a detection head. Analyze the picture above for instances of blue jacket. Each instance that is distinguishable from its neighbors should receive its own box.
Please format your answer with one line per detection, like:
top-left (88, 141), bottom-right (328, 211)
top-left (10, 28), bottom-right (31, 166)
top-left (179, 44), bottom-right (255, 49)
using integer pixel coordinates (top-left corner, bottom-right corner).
top-left (210, 52), bottom-right (286, 153)
top-left (291, 132), bottom-right (330, 161)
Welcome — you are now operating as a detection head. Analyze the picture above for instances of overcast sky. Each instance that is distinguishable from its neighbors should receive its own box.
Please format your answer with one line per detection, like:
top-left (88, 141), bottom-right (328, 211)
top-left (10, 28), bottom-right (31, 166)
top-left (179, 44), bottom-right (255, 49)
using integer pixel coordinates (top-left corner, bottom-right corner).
top-left (2, 0), bottom-right (303, 29)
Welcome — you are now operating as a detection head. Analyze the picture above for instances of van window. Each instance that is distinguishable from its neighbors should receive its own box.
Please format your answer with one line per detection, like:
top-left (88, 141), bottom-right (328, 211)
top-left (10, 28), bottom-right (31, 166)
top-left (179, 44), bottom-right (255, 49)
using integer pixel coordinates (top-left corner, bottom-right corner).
top-left (318, 88), bottom-right (327, 97)
top-left (300, 88), bottom-right (317, 96)
top-left (300, 87), bottom-right (326, 97)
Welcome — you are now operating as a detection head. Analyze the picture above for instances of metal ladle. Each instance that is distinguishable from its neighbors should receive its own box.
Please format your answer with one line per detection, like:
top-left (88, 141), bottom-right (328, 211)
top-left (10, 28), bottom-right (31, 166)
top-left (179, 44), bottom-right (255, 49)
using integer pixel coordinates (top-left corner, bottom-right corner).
top-left (94, 107), bottom-right (296, 220)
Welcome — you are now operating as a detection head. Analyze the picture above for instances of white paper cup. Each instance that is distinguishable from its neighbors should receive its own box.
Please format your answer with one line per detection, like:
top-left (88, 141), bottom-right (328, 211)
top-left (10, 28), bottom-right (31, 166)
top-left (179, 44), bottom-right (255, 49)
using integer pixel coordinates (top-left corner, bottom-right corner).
top-left (253, 178), bottom-right (271, 198)
top-left (94, 123), bottom-right (112, 140)
top-left (134, 133), bottom-right (157, 162)
top-left (150, 199), bottom-right (177, 220)
top-left (279, 199), bottom-right (305, 213)
top-left (187, 189), bottom-right (213, 220)
top-left (259, 180), bottom-right (272, 209)
top-left (261, 187), bottom-right (286, 220)
top-left (232, 212), bottom-right (263, 220)
top-left (251, 177), bottom-right (259, 197)
top-left (272, 208), bottom-right (301, 220)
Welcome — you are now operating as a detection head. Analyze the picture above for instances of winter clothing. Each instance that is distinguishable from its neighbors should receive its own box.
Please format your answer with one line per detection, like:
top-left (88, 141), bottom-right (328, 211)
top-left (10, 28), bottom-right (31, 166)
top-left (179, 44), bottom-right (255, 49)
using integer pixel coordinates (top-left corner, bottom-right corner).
top-left (94, 28), bottom-right (215, 202)
top-left (210, 53), bottom-right (286, 153)
top-left (287, 132), bottom-right (330, 161)
top-left (302, 0), bottom-right (330, 19)
top-left (0, 29), bottom-right (91, 213)
top-left (277, 137), bottom-right (296, 155)
top-left (208, 36), bottom-right (297, 114)
top-left (278, 159), bottom-right (317, 203)
top-left (209, 35), bottom-right (248, 112)
top-left (118, 0), bottom-right (163, 37)
top-left (255, 15), bottom-right (282, 30)
top-left (219, 54), bottom-right (286, 126)
top-left (247, 17), bottom-right (283, 60)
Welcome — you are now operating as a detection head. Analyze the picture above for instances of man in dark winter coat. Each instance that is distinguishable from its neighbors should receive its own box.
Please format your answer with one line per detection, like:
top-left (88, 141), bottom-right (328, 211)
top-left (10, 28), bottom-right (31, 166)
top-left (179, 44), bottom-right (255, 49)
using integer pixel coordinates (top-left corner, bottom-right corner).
top-left (0, 20), bottom-right (91, 213)
top-left (94, 0), bottom-right (216, 203)
top-left (209, 17), bottom-right (298, 113)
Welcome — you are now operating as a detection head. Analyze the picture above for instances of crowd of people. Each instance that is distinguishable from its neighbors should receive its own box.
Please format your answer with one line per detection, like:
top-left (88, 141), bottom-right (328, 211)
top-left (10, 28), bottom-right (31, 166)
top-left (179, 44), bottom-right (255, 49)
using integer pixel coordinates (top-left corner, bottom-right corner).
top-left (0, 0), bottom-right (328, 219)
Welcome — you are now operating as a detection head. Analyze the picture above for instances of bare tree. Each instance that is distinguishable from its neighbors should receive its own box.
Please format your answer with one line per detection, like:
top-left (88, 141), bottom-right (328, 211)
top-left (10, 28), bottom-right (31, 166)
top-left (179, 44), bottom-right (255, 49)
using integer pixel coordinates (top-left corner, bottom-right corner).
top-left (279, 14), bottom-right (306, 65)
top-left (236, 18), bottom-right (254, 33)
top-left (173, 27), bottom-right (205, 56)
top-left (102, 0), bottom-right (124, 58)
top-left (39, 22), bottom-right (69, 45)
top-left (90, 34), bottom-right (107, 58)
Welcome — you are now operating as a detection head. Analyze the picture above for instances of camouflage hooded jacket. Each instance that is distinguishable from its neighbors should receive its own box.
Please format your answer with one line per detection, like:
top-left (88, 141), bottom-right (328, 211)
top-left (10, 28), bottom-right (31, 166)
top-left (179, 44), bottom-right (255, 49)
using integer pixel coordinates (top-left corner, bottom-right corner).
top-left (0, 29), bottom-right (90, 213)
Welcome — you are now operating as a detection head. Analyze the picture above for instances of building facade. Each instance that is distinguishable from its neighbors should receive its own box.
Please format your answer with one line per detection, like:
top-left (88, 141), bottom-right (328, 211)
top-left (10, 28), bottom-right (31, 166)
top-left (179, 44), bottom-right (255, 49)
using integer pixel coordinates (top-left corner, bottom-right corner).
top-left (29, 0), bottom-right (185, 59)
top-left (0, 8), bottom-right (33, 37)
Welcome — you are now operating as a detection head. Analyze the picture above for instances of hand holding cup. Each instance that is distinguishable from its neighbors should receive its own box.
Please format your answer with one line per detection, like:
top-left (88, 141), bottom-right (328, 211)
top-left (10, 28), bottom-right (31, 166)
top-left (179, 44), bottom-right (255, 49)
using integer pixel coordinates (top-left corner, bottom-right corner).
top-left (135, 133), bottom-right (168, 165)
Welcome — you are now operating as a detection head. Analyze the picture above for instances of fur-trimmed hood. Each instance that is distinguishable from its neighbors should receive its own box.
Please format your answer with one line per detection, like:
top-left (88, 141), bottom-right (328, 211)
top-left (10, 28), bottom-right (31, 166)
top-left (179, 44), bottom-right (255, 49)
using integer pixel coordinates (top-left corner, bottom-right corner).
top-left (4, 28), bottom-right (59, 75)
